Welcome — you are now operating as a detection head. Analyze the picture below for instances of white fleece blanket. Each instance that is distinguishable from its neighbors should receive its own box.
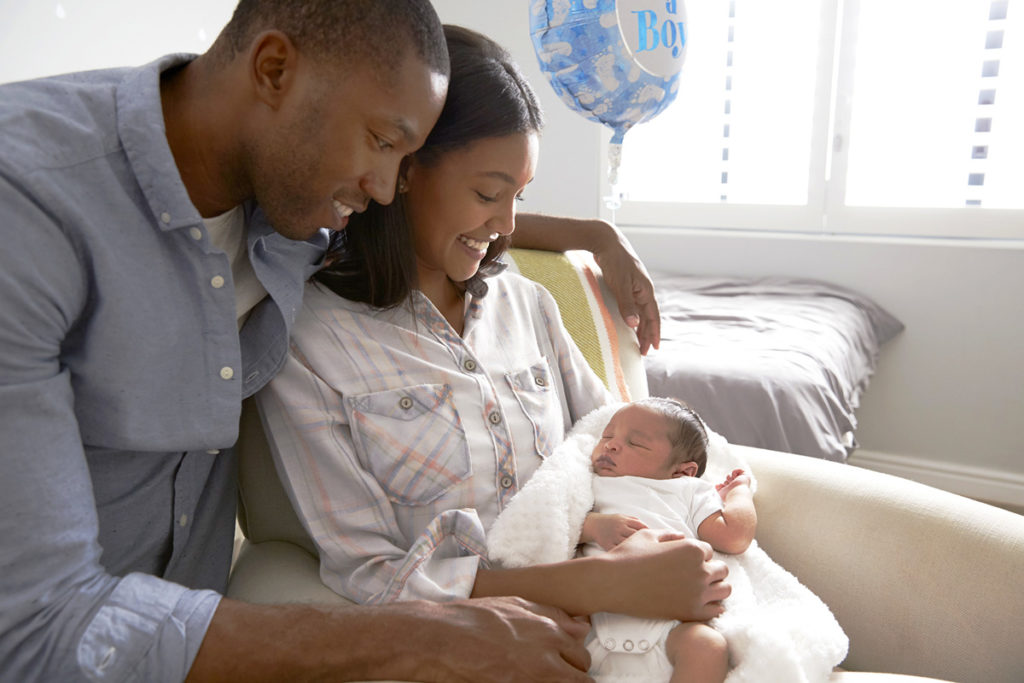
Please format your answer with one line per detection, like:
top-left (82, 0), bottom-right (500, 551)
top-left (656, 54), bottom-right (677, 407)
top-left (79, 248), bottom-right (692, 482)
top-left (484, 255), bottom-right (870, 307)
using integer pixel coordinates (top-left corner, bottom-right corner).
top-left (487, 403), bottom-right (848, 683)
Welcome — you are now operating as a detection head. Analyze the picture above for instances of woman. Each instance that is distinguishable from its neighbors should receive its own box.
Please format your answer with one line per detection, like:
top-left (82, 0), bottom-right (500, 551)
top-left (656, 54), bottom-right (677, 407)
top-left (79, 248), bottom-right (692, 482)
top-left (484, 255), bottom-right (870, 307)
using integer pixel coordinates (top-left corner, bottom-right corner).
top-left (257, 25), bottom-right (727, 622)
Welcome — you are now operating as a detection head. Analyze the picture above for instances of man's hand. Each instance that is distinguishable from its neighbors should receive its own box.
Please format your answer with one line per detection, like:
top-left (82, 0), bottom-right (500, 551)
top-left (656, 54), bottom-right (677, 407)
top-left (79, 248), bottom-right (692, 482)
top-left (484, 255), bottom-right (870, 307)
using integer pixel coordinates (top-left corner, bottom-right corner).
top-left (417, 597), bottom-right (592, 682)
top-left (581, 512), bottom-right (648, 550)
top-left (589, 222), bottom-right (661, 355)
top-left (599, 530), bottom-right (730, 622)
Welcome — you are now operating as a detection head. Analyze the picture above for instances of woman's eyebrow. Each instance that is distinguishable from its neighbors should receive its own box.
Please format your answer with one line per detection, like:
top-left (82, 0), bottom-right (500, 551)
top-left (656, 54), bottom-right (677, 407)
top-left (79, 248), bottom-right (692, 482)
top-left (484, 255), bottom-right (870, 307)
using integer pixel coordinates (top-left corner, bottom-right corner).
top-left (475, 170), bottom-right (518, 184)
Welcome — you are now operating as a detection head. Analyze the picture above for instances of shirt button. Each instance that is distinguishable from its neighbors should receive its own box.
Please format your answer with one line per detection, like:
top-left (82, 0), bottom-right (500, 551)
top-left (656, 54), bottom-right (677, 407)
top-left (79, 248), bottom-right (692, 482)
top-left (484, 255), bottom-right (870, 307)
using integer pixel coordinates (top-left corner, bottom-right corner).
top-left (488, 411), bottom-right (502, 425)
top-left (206, 449), bottom-right (220, 455)
top-left (623, 639), bottom-right (634, 651)
top-left (534, 375), bottom-right (547, 387)
top-left (178, 514), bottom-right (189, 527)
top-left (603, 638), bottom-right (616, 650)
top-left (639, 640), bottom-right (650, 651)
top-left (211, 275), bottom-right (225, 289)
top-left (188, 227), bottom-right (203, 240)
top-left (463, 358), bottom-right (477, 372)
top-left (220, 366), bottom-right (234, 380)
top-left (500, 475), bottom-right (514, 489)
top-left (160, 211), bottom-right (171, 224)
top-left (399, 396), bottom-right (414, 410)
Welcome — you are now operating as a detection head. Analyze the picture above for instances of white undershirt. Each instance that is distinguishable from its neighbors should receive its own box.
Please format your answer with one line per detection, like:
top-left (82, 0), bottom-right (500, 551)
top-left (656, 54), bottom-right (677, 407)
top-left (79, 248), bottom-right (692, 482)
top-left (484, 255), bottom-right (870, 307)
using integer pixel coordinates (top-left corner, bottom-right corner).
top-left (203, 206), bottom-right (267, 329)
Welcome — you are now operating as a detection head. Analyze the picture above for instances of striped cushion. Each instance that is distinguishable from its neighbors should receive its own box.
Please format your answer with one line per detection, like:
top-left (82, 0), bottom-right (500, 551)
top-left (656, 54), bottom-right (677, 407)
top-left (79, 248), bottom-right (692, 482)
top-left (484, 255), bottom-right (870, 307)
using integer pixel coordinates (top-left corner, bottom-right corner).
top-left (506, 248), bottom-right (646, 401)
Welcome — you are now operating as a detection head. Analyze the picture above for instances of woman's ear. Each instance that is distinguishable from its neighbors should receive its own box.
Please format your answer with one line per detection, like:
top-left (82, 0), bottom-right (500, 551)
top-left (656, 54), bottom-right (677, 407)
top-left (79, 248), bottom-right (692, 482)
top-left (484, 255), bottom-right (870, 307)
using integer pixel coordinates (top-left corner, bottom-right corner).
top-left (670, 461), bottom-right (700, 478)
top-left (398, 156), bottom-right (415, 193)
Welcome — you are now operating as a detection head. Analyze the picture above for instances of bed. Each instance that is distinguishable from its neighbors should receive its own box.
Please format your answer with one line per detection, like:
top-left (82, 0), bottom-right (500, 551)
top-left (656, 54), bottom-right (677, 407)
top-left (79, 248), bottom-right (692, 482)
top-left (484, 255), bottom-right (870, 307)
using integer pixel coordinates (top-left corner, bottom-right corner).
top-left (643, 273), bottom-right (904, 462)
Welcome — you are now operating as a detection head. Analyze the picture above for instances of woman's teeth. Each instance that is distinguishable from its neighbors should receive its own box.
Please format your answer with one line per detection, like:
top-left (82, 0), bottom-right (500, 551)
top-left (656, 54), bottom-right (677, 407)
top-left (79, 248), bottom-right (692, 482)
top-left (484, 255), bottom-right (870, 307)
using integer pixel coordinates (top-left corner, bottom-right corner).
top-left (458, 235), bottom-right (489, 251)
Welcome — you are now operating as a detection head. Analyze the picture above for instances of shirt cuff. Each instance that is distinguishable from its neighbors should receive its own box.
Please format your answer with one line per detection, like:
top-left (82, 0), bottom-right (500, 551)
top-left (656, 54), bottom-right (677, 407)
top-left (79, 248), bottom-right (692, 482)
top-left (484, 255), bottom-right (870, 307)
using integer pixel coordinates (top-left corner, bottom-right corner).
top-left (77, 572), bottom-right (221, 682)
top-left (383, 508), bottom-right (489, 603)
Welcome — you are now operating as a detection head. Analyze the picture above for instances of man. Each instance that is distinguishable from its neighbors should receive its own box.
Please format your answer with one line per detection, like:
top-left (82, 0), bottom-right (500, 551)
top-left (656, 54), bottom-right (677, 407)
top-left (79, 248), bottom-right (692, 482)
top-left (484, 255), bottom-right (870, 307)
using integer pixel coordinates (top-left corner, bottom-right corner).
top-left (0, 1), bottom-right (726, 680)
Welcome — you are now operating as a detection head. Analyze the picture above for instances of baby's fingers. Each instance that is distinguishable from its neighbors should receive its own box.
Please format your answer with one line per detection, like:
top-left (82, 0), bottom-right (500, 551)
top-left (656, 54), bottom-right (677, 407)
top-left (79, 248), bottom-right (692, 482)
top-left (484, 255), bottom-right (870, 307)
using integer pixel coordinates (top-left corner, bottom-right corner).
top-left (625, 517), bottom-right (648, 531)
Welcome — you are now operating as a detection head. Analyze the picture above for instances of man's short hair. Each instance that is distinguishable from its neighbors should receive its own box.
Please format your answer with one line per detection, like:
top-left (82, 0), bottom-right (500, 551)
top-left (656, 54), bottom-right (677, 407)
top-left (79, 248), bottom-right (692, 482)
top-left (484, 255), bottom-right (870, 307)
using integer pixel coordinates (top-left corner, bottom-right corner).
top-left (218, 0), bottom-right (449, 81)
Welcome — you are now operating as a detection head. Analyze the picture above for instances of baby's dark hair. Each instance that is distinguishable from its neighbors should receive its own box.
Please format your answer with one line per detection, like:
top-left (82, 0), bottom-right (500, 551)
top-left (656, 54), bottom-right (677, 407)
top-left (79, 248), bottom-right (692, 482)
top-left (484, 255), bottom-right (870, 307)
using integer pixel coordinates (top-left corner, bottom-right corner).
top-left (634, 397), bottom-right (709, 476)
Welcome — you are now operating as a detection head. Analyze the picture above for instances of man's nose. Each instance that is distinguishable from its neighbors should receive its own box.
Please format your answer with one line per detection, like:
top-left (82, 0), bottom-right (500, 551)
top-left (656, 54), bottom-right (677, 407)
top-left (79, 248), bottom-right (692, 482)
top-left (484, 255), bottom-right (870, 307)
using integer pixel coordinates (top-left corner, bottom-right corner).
top-left (361, 162), bottom-right (400, 206)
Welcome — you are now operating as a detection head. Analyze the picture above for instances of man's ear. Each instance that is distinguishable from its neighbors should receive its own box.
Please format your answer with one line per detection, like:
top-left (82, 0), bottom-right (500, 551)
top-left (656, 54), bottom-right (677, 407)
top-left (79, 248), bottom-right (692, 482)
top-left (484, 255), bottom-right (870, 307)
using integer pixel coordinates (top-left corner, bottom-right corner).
top-left (249, 30), bottom-right (298, 109)
top-left (670, 461), bottom-right (700, 478)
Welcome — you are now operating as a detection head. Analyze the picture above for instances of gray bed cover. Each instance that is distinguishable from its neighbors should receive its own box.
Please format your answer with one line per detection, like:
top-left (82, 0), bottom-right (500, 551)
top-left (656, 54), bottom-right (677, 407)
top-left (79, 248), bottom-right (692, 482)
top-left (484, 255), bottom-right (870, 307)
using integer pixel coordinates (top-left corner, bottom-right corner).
top-left (644, 274), bottom-right (904, 462)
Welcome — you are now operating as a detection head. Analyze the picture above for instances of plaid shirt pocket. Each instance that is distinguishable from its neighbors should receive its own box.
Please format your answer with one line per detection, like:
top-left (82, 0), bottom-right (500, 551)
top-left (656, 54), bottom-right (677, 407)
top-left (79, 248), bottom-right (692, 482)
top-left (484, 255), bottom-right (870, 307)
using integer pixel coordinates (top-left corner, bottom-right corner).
top-left (346, 383), bottom-right (471, 505)
top-left (506, 360), bottom-right (563, 458)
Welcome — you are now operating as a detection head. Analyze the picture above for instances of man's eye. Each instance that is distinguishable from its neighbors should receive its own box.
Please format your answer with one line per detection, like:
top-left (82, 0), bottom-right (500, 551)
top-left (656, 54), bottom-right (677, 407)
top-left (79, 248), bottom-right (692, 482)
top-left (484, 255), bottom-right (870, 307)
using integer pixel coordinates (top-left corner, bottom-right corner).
top-left (375, 135), bottom-right (393, 151)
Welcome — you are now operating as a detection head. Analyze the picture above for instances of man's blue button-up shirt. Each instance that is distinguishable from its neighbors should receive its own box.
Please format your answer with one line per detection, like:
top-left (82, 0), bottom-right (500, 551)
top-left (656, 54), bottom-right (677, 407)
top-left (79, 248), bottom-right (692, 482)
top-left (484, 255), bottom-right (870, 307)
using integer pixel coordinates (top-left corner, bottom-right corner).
top-left (0, 54), bottom-right (326, 681)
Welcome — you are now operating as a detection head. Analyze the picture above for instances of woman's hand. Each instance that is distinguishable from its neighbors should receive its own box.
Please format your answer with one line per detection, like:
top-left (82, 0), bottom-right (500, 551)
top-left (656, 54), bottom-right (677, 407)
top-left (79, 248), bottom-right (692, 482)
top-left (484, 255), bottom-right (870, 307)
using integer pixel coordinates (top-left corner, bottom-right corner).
top-left (600, 530), bottom-right (731, 621)
top-left (511, 214), bottom-right (662, 354)
top-left (589, 222), bottom-right (661, 356)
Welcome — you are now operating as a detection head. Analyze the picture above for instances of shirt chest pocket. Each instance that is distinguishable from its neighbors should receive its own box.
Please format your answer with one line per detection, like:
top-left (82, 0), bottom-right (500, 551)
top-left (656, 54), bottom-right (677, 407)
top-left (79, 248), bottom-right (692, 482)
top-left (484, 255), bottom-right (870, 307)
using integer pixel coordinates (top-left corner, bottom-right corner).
top-left (346, 384), bottom-right (471, 506)
top-left (506, 360), bottom-right (564, 458)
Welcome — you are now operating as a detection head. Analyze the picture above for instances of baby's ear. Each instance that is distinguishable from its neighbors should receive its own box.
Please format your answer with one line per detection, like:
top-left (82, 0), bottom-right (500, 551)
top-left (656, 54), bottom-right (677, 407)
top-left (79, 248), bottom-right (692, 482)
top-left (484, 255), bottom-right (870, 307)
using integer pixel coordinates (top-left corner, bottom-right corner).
top-left (671, 461), bottom-right (699, 478)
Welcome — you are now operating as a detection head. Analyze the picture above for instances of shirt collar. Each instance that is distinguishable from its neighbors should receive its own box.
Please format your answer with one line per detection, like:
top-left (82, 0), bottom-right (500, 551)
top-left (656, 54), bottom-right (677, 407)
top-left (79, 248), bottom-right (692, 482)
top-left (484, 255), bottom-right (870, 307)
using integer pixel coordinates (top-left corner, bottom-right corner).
top-left (463, 258), bottom-right (509, 299)
top-left (116, 53), bottom-right (203, 233)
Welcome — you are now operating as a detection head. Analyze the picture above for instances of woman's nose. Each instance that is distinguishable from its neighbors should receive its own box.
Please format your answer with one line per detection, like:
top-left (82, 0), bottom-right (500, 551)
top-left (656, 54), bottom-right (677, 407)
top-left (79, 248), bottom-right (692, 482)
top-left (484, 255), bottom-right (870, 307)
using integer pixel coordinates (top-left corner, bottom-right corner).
top-left (489, 199), bottom-right (517, 236)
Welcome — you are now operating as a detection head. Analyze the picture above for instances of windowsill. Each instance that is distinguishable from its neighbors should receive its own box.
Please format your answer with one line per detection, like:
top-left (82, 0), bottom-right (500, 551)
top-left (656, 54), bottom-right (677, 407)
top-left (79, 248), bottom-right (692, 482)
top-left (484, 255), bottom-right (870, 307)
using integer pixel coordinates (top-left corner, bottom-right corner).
top-left (618, 224), bottom-right (1024, 251)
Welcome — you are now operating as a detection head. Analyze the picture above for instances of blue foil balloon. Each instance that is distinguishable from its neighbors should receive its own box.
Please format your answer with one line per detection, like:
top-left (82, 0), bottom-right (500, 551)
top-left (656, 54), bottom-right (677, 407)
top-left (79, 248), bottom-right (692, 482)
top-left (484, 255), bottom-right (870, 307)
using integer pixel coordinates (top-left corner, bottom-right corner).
top-left (530, 0), bottom-right (687, 199)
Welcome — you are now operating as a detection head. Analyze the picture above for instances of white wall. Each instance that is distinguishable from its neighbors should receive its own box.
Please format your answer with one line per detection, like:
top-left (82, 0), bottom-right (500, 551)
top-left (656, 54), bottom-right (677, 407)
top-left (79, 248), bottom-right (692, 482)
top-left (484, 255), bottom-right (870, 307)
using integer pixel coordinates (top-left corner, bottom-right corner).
top-left (432, 1), bottom-right (1024, 505)
top-left (0, 1), bottom-right (234, 83)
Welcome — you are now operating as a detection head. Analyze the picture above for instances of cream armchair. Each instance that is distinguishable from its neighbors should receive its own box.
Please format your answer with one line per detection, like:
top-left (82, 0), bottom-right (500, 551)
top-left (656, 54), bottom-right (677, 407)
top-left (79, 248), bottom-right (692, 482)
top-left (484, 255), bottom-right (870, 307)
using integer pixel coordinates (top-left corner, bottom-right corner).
top-left (229, 249), bottom-right (1024, 683)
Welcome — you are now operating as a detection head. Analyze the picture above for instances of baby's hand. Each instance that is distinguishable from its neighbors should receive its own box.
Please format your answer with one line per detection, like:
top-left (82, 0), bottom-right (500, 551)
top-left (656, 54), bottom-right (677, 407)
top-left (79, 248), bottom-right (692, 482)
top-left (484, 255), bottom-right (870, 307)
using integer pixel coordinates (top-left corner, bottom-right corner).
top-left (715, 468), bottom-right (752, 498)
top-left (582, 512), bottom-right (648, 551)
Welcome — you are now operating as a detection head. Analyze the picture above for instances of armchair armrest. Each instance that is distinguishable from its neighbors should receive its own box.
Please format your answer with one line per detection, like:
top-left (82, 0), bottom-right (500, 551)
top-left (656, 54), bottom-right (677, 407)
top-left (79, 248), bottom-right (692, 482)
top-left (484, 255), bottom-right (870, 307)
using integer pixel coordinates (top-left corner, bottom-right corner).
top-left (741, 445), bottom-right (1024, 683)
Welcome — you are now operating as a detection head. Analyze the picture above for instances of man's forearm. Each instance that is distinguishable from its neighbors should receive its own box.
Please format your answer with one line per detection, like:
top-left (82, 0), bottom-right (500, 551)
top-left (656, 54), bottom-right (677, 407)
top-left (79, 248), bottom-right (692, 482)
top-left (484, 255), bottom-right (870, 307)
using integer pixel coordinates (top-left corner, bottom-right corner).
top-left (188, 598), bottom-right (429, 682)
top-left (188, 595), bottom-right (592, 683)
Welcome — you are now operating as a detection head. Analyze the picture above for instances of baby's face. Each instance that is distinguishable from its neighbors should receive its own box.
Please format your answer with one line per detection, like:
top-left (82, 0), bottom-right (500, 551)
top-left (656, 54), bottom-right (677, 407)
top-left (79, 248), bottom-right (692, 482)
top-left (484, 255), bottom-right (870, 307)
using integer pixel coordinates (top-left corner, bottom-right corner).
top-left (591, 404), bottom-right (682, 479)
